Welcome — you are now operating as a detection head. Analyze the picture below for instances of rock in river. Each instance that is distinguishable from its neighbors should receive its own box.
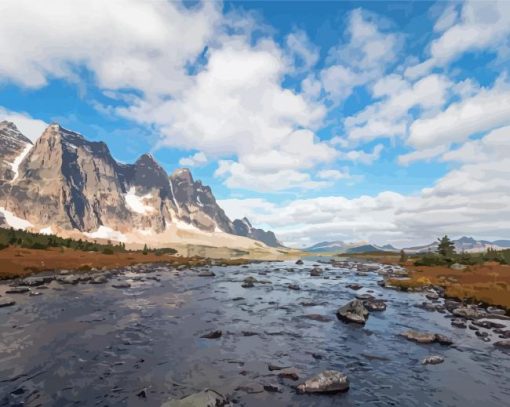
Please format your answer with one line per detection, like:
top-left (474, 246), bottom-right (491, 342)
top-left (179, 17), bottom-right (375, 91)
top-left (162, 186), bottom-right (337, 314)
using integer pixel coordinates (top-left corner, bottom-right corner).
top-left (201, 330), bottom-right (222, 339)
top-left (422, 355), bottom-right (444, 365)
top-left (336, 299), bottom-right (369, 324)
top-left (364, 299), bottom-right (387, 312)
top-left (198, 270), bottom-right (216, 277)
top-left (288, 283), bottom-right (301, 291)
top-left (5, 286), bottom-right (30, 294)
top-left (297, 370), bottom-right (349, 393)
top-left (494, 340), bottom-right (510, 348)
top-left (310, 267), bottom-right (322, 277)
top-left (0, 298), bottom-right (16, 307)
top-left (400, 330), bottom-right (453, 345)
top-left (295, 259), bottom-right (304, 265)
top-left (452, 307), bottom-right (485, 319)
top-left (346, 283), bottom-right (363, 291)
top-left (162, 389), bottom-right (231, 407)
top-left (112, 282), bottom-right (131, 289)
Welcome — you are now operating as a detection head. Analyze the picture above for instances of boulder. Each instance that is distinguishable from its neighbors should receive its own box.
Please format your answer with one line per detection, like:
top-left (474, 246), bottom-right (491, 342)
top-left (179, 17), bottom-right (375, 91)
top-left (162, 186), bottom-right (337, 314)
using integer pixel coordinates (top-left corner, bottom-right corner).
top-left (90, 275), bottom-right (108, 284)
top-left (425, 291), bottom-right (439, 300)
top-left (346, 283), bottom-right (363, 291)
top-left (112, 282), bottom-right (131, 289)
top-left (288, 283), bottom-right (301, 291)
top-left (452, 307), bottom-right (485, 319)
top-left (336, 299), bottom-right (369, 324)
top-left (277, 368), bottom-right (300, 381)
top-left (295, 259), bottom-right (304, 265)
top-left (451, 318), bottom-right (467, 329)
top-left (297, 370), bottom-right (349, 393)
top-left (162, 389), bottom-right (230, 407)
top-left (310, 268), bottom-right (322, 277)
top-left (487, 306), bottom-right (506, 316)
top-left (400, 330), bottom-right (453, 345)
top-left (21, 276), bottom-right (49, 286)
top-left (422, 355), bottom-right (444, 365)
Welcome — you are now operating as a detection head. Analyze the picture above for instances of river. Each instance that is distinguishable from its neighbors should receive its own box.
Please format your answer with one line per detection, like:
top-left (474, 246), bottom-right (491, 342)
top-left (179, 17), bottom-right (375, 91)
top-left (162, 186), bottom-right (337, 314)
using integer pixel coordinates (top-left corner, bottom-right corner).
top-left (1, 259), bottom-right (509, 406)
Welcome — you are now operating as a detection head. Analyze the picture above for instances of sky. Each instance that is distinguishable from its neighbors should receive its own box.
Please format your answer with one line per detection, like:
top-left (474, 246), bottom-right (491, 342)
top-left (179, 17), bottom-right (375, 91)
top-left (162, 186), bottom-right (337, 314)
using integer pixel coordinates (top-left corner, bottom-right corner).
top-left (0, 0), bottom-right (509, 248)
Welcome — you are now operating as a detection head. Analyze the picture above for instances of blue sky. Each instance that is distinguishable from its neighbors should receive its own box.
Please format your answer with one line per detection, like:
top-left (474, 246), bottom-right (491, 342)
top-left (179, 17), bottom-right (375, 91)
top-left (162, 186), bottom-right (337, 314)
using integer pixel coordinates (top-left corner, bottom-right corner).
top-left (0, 0), bottom-right (509, 247)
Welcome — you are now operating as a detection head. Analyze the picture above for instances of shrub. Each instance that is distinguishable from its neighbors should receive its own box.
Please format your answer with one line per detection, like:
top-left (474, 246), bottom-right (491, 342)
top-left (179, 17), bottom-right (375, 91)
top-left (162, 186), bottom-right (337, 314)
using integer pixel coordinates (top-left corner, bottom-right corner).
top-left (102, 247), bottom-right (114, 255)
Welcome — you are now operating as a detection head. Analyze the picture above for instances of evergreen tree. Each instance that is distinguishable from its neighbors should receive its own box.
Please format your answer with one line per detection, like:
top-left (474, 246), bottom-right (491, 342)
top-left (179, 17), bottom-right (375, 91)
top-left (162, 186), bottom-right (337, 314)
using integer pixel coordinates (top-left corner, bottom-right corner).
top-left (142, 243), bottom-right (148, 255)
top-left (437, 235), bottom-right (456, 257)
top-left (399, 249), bottom-right (408, 263)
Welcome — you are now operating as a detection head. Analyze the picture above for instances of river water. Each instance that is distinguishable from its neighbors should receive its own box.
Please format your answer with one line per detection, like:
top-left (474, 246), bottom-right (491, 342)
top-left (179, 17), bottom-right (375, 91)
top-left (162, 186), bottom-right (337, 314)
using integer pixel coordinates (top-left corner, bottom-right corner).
top-left (1, 260), bottom-right (509, 406)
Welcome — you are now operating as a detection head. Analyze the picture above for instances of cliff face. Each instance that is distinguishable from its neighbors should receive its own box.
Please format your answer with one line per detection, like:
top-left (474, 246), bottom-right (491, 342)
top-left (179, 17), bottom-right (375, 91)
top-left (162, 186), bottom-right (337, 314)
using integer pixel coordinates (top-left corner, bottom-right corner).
top-left (233, 217), bottom-right (283, 248)
top-left (0, 122), bottom-right (281, 247)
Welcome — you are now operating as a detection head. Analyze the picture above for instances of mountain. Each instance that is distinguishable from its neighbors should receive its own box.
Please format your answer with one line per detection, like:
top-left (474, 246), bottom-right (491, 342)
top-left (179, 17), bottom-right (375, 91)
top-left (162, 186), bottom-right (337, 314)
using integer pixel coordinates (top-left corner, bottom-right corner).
top-left (232, 217), bottom-right (283, 248)
top-left (403, 236), bottom-right (510, 253)
top-left (0, 122), bottom-right (280, 249)
top-left (304, 240), bottom-right (398, 253)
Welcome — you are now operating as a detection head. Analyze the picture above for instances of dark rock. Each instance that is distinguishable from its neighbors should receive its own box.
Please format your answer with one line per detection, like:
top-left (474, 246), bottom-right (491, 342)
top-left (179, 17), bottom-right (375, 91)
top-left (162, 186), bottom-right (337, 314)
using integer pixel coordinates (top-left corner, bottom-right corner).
top-left (336, 299), bottom-right (369, 324)
top-left (288, 283), bottom-right (300, 291)
top-left (310, 267), bottom-right (322, 277)
top-left (472, 320), bottom-right (506, 329)
top-left (364, 300), bottom-right (386, 312)
top-left (400, 330), bottom-right (453, 345)
top-left (346, 283), bottom-right (363, 291)
top-left (277, 368), bottom-right (300, 381)
top-left (494, 340), bottom-right (510, 348)
top-left (451, 318), bottom-right (467, 329)
top-left (268, 363), bottom-right (289, 371)
top-left (6, 286), bottom-right (30, 294)
top-left (0, 298), bottom-right (16, 307)
top-left (112, 282), bottom-right (131, 289)
top-left (263, 384), bottom-right (281, 393)
top-left (201, 330), bottom-right (222, 339)
top-left (297, 370), bottom-right (349, 393)
top-left (295, 260), bottom-right (304, 265)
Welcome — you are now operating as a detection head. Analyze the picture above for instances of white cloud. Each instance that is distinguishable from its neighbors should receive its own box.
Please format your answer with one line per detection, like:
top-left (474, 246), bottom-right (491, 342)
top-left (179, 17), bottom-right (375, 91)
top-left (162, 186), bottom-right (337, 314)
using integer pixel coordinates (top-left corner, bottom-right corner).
top-left (407, 77), bottom-right (510, 150)
top-left (317, 169), bottom-right (350, 181)
top-left (0, 107), bottom-right (47, 142)
top-left (320, 9), bottom-right (399, 104)
top-left (406, 0), bottom-right (510, 79)
top-left (345, 73), bottom-right (451, 143)
top-left (179, 152), bottom-right (208, 167)
top-left (433, 4), bottom-right (459, 33)
top-left (0, 0), bottom-right (220, 96)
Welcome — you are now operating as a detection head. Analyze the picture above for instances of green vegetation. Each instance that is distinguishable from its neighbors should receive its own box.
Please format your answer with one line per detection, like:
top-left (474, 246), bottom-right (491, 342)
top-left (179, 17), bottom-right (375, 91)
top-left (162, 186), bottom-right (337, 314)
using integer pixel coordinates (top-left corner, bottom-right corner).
top-left (0, 227), bottom-right (177, 255)
top-left (399, 249), bottom-right (408, 264)
top-left (414, 235), bottom-right (510, 267)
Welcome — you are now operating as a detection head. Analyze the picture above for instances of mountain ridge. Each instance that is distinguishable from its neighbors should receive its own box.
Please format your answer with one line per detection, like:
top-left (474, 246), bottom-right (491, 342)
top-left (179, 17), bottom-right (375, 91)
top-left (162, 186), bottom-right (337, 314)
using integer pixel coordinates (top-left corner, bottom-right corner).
top-left (0, 121), bottom-right (281, 249)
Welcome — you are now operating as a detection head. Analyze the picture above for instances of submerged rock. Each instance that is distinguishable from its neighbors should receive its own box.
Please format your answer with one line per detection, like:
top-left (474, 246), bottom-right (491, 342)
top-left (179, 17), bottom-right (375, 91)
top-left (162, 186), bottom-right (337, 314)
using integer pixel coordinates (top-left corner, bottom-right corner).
top-left (494, 340), bottom-right (510, 348)
top-left (162, 389), bottom-right (230, 407)
top-left (336, 299), bottom-right (369, 324)
top-left (198, 270), bottom-right (215, 277)
top-left (201, 330), bottom-right (222, 339)
top-left (310, 268), bottom-right (322, 277)
top-left (422, 355), bottom-right (444, 365)
top-left (288, 283), bottom-right (301, 291)
top-left (364, 299), bottom-right (386, 312)
top-left (295, 259), bottom-right (304, 265)
top-left (0, 298), bottom-right (16, 307)
top-left (112, 282), bottom-right (131, 289)
top-left (5, 286), bottom-right (30, 294)
top-left (451, 318), bottom-right (467, 329)
top-left (302, 314), bottom-right (332, 322)
top-left (346, 283), bottom-right (363, 291)
top-left (297, 370), bottom-right (349, 393)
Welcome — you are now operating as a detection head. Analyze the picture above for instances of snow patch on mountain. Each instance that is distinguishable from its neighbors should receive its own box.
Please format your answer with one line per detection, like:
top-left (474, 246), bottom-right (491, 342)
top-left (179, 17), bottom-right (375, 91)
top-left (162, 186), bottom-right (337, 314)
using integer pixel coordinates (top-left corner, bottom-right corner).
top-left (10, 143), bottom-right (32, 181)
top-left (0, 207), bottom-right (33, 230)
top-left (124, 187), bottom-right (155, 215)
top-left (84, 226), bottom-right (127, 242)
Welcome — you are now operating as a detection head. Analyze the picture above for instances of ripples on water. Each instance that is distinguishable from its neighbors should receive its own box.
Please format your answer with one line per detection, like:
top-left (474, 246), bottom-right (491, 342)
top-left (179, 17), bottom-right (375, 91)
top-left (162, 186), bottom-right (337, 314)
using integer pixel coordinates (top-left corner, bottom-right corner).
top-left (1, 260), bottom-right (509, 406)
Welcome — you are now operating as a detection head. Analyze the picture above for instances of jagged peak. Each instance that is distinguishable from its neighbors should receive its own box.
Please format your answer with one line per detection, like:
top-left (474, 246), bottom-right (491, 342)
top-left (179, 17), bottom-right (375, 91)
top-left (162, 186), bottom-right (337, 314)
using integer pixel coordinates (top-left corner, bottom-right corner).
top-left (170, 167), bottom-right (194, 183)
top-left (0, 120), bottom-right (33, 144)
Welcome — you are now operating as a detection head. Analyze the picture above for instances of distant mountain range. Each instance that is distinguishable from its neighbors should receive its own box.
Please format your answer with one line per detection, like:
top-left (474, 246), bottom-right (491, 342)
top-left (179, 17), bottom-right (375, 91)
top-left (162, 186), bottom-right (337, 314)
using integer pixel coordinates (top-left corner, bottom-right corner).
top-left (0, 121), bottom-right (282, 249)
top-left (305, 241), bottom-right (398, 254)
top-left (305, 237), bottom-right (510, 254)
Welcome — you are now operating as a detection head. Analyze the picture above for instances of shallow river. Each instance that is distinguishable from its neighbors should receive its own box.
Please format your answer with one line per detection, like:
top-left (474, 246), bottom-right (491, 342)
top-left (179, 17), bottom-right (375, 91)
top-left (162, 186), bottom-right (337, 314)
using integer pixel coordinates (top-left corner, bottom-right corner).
top-left (1, 260), bottom-right (509, 406)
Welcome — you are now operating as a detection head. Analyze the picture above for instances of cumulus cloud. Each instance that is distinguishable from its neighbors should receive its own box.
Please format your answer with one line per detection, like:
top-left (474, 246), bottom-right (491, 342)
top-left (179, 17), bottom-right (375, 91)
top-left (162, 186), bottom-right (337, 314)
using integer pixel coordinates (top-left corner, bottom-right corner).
top-left (0, 0), bottom-right (220, 96)
top-left (221, 125), bottom-right (510, 247)
top-left (406, 0), bottom-right (510, 79)
top-left (320, 9), bottom-right (400, 104)
top-left (179, 152), bottom-right (208, 167)
top-left (0, 107), bottom-right (47, 142)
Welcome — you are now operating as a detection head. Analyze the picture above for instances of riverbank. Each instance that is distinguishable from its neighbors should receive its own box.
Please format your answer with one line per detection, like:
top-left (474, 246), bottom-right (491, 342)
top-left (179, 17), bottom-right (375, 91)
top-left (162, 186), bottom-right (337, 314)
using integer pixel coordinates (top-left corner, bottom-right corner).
top-left (0, 246), bottom-right (253, 280)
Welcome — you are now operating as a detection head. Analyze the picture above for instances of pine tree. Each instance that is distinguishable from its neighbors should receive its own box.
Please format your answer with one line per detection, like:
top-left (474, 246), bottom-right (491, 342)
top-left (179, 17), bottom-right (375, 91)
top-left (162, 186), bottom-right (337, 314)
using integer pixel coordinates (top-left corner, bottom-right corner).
top-left (437, 235), bottom-right (456, 257)
top-left (399, 249), bottom-right (408, 263)
top-left (142, 244), bottom-right (148, 255)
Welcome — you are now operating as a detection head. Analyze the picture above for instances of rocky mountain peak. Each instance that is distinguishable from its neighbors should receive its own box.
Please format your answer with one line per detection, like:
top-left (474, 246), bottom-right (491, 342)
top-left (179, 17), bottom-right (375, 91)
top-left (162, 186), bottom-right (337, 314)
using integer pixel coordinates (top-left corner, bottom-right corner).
top-left (0, 121), bottom-right (32, 145)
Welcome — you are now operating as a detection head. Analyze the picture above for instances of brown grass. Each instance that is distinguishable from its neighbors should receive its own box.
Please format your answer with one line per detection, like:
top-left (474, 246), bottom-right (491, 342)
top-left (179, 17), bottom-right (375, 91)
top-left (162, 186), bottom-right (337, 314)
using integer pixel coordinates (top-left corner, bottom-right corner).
top-left (0, 246), bottom-right (249, 280)
top-left (388, 262), bottom-right (510, 309)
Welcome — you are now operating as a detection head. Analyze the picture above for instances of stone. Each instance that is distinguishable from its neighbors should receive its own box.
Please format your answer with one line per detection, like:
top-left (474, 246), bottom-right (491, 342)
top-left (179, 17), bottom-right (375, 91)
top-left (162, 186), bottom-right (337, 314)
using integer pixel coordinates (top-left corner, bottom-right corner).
top-left (336, 300), bottom-right (369, 324)
top-left (288, 284), bottom-right (301, 291)
top-left (297, 370), bottom-right (349, 393)
top-left (57, 275), bottom-right (80, 285)
top-left (364, 300), bottom-right (386, 312)
top-left (310, 268), bottom-right (322, 277)
top-left (487, 306), bottom-right (506, 316)
top-left (346, 283), bottom-right (363, 291)
top-left (422, 355), bottom-right (444, 365)
top-left (451, 318), bottom-right (467, 329)
top-left (400, 330), bottom-right (453, 345)
top-left (0, 298), bottom-right (16, 307)
top-left (90, 275), bottom-right (108, 284)
top-left (263, 384), bottom-right (281, 393)
top-left (20, 276), bottom-right (48, 286)
top-left (161, 389), bottom-right (230, 407)
top-left (295, 260), bottom-right (304, 265)
top-left (201, 330), bottom-right (222, 339)
top-left (5, 286), bottom-right (30, 294)
top-left (198, 270), bottom-right (215, 277)
top-left (112, 282), bottom-right (131, 289)
top-left (494, 340), bottom-right (510, 348)
top-left (452, 307), bottom-right (485, 319)
top-left (277, 368), bottom-right (300, 381)
top-left (425, 291), bottom-right (439, 300)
